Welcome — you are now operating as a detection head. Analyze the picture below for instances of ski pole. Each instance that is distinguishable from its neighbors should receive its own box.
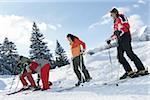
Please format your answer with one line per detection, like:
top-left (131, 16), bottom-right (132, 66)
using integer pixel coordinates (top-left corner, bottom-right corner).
top-left (80, 54), bottom-right (84, 83)
top-left (9, 76), bottom-right (16, 92)
top-left (108, 45), bottom-right (113, 80)
top-left (116, 61), bottom-right (120, 80)
top-left (14, 75), bottom-right (20, 92)
top-left (9, 66), bottom-right (17, 92)
top-left (80, 54), bottom-right (83, 83)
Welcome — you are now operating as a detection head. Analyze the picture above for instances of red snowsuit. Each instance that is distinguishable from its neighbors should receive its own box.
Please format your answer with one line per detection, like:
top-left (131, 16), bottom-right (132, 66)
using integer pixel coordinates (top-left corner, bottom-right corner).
top-left (30, 59), bottom-right (51, 90)
top-left (20, 69), bottom-right (36, 87)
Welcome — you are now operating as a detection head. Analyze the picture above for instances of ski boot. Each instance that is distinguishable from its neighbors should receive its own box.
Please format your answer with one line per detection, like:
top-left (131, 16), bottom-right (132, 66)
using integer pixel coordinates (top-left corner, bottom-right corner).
top-left (22, 86), bottom-right (30, 90)
top-left (85, 77), bottom-right (92, 82)
top-left (32, 86), bottom-right (41, 91)
top-left (49, 81), bottom-right (53, 86)
top-left (75, 81), bottom-right (82, 86)
top-left (120, 71), bottom-right (137, 80)
top-left (136, 70), bottom-right (149, 76)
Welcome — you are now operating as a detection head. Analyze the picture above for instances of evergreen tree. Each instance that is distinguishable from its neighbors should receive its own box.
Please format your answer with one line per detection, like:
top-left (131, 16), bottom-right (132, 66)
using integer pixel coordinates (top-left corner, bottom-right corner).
top-left (30, 22), bottom-right (55, 67)
top-left (0, 43), bottom-right (3, 74)
top-left (0, 38), bottom-right (19, 75)
top-left (55, 40), bottom-right (70, 67)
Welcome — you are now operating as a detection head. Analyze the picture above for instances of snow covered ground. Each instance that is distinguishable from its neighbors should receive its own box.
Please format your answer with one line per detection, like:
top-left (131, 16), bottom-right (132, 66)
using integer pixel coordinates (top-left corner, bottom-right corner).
top-left (0, 41), bottom-right (150, 100)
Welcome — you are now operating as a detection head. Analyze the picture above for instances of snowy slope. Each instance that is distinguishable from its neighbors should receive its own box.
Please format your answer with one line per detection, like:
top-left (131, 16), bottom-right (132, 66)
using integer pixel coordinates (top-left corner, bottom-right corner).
top-left (0, 41), bottom-right (150, 100)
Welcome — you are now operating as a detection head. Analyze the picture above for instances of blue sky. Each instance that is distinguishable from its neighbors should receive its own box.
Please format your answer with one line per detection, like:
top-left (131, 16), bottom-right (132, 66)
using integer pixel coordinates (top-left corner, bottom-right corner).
top-left (0, 0), bottom-right (149, 57)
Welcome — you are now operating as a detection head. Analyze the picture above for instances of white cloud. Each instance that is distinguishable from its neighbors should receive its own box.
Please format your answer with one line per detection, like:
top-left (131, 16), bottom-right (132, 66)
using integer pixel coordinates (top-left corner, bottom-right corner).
top-left (132, 0), bottom-right (146, 8)
top-left (133, 4), bottom-right (139, 8)
top-left (116, 6), bottom-right (130, 14)
top-left (128, 14), bottom-right (144, 33)
top-left (100, 13), bottom-right (112, 25)
top-left (37, 22), bottom-right (48, 31)
top-left (48, 23), bottom-right (62, 31)
top-left (0, 15), bottom-right (31, 44)
top-left (57, 24), bottom-right (62, 28)
top-left (138, 0), bottom-right (146, 4)
top-left (89, 22), bottom-right (101, 29)
top-left (0, 14), bottom-right (55, 56)
top-left (48, 24), bottom-right (57, 31)
top-left (44, 39), bottom-right (55, 48)
top-left (89, 13), bottom-right (111, 29)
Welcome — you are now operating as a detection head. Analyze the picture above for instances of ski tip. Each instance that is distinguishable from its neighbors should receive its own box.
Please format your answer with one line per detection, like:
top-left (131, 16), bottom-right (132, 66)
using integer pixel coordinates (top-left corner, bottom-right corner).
top-left (6, 93), bottom-right (15, 96)
top-left (6, 94), bottom-right (10, 96)
top-left (87, 51), bottom-right (95, 55)
top-left (103, 83), bottom-right (107, 85)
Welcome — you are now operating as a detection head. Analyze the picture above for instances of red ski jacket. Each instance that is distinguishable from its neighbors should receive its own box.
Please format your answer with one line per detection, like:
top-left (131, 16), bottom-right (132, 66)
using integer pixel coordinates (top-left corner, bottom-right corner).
top-left (114, 14), bottom-right (130, 34)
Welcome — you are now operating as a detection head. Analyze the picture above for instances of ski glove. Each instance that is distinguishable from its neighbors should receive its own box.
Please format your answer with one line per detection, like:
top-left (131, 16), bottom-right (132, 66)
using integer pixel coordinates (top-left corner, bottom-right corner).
top-left (80, 49), bottom-right (86, 55)
top-left (106, 39), bottom-right (111, 45)
top-left (114, 30), bottom-right (123, 38)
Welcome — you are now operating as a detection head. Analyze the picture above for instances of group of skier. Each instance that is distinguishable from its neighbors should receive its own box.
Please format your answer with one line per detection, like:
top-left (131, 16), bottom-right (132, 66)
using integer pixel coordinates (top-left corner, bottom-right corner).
top-left (16, 8), bottom-right (148, 91)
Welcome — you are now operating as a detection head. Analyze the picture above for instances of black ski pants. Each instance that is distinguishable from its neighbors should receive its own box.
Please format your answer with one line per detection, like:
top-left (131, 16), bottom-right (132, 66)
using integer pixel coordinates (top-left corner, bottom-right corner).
top-left (117, 32), bottom-right (145, 72)
top-left (72, 55), bottom-right (91, 81)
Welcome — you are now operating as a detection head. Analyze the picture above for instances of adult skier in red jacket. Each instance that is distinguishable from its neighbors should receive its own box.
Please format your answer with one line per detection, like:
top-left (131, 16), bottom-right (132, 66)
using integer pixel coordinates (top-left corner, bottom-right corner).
top-left (107, 8), bottom-right (148, 79)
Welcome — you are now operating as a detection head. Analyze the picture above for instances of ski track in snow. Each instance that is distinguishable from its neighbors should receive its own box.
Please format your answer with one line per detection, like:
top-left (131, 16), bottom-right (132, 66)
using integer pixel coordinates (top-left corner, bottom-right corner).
top-left (0, 41), bottom-right (150, 100)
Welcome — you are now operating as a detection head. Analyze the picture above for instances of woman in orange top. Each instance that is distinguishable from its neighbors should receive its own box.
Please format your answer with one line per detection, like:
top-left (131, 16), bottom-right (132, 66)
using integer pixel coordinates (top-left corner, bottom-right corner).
top-left (67, 34), bottom-right (92, 86)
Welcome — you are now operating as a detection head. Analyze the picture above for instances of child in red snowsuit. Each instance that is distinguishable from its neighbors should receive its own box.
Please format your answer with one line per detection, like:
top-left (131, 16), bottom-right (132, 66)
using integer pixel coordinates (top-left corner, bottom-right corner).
top-left (18, 56), bottom-right (51, 90)
top-left (18, 56), bottom-right (37, 89)
top-left (29, 59), bottom-right (51, 90)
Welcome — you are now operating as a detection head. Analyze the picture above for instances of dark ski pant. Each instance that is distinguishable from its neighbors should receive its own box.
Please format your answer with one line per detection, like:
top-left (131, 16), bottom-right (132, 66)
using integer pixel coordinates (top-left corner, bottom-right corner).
top-left (72, 55), bottom-right (91, 81)
top-left (117, 33), bottom-right (145, 72)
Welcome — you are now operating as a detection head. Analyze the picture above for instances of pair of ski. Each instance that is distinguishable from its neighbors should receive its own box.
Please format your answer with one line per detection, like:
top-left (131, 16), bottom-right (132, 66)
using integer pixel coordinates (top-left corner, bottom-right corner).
top-left (102, 73), bottom-right (150, 86)
top-left (56, 74), bottom-right (150, 92)
top-left (55, 80), bottom-right (93, 92)
top-left (55, 83), bottom-right (84, 92)
top-left (6, 87), bottom-right (41, 96)
top-left (6, 82), bottom-right (54, 95)
top-left (6, 88), bottom-right (31, 95)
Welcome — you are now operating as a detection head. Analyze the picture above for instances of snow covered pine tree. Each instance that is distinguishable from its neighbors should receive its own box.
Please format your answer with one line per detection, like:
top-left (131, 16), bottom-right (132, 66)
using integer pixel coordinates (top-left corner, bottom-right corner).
top-left (30, 22), bottom-right (53, 62)
top-left (0, 37), bottom-right (19, 75)
top-left (55, 40), bottom-right (70, 67)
